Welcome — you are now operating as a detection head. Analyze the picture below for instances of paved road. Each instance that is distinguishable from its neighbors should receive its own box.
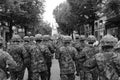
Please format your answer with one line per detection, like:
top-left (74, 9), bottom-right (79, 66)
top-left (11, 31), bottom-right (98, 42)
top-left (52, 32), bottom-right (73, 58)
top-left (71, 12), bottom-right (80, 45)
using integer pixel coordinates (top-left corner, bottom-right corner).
top-left (8, 59), bottom-right (80, 80)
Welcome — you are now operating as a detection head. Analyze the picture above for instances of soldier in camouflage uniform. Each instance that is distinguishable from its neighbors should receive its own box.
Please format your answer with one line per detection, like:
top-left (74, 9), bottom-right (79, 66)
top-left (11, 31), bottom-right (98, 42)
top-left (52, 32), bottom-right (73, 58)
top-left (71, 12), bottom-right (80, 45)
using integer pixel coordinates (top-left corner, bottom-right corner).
top-left (55, 35), bottom-right (64, 57)
top-left (71, 34), bottom-right (83, 76)
top-left (0, 36), bottom-right (17, 80)
top-left (83, 34), bottom-right (119, 80)
top-left (42, 35), bottom-right (55, 80)
top-left (23, 36), bottom-right (32, 80)
top-left (80, 35), bottom-right (99, 80)
top-left (76, 35), bottom-right (86, 78)
top-left (56, 36), bottom-right (78, 80)
top-left (29, 36), bottom-right (36, 44)
top-left (29, 34), bottom-right (48, 80)
top-left (113, 40), bottom-right (120, 77)
top-left (7, 34), bottom-right (27, 80)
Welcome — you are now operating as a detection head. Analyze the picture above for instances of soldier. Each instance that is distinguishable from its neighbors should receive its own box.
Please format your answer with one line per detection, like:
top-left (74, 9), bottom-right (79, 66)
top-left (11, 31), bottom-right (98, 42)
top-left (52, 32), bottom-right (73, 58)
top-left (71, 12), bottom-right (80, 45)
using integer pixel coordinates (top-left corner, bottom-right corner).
top-left (80, 35), bottom-right (98, 80)
top-left (42, 35), bottom-right (55, 80)
top-left (28, 34), bottom-right (48, 80)
top-left (7, 34), bottom-right (27, 80)
top-left (83, 34), bottom-right (119, 80)
top-left (55, 36), bottom-right (78, 80)
top-left (113, 40), bottom-right (120, 77)
top-left (0, 36), bottom-right (17, 80)
top-left (55, 35), bottom-right (64, 54)
top-left (76, 35), bottom-right (86, 78)
top-left (34, 34), bottom-right (53, 80)
top-left (23, 36), bottom-right (32, 80)
top-left (29, 36), bottom-right (36, 44)
top-left (71, 34), bottom-right (81, 76)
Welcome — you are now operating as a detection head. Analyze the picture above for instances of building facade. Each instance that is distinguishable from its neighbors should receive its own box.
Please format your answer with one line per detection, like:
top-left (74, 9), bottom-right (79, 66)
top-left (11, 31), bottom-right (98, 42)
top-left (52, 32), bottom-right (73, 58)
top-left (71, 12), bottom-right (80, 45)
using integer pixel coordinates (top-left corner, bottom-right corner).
top-left (94, 16), bottom-right (106, 40)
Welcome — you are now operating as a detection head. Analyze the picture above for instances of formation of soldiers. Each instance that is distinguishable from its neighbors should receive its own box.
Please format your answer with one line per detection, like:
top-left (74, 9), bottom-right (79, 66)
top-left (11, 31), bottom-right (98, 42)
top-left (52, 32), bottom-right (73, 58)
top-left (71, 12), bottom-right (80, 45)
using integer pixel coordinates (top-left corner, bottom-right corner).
top-left (0, 33), bottom-right (120, 80)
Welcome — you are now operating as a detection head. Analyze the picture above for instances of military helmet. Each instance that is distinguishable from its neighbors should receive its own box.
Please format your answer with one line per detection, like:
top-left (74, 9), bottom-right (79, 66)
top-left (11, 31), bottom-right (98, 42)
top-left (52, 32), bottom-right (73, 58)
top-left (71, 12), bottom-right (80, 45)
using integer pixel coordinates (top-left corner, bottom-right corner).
top-left (23, 36), bottom-right (30, 42)
top-left (35, 34), bottom-right (42, 41)
top-left (100, 34), bottom-right (118, 47)
top-left (43, 35), bottom-right (50, 41)
top-left (114, 41), bottom-right (120, 50)
top-left (29, 36), bottom-right (35, 41)
top-left (79, 35), bottom-right (86, 41)
top-left (63, 36), bottom-right (72, 42)
top-left (11, 34), bottom-right (21, 42)
top-left (87, 35), bottom-right (96, 43)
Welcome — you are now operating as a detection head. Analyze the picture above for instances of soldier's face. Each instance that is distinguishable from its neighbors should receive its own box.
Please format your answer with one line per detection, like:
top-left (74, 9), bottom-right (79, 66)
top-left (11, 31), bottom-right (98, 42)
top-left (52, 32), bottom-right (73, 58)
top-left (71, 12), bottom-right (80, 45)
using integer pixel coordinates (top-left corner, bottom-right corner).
top-left (80, 40), bottom-right (85, 43)
top-left (75, 38), bottom-right (79, 42)
top-left (102, 46), bottom-right (113, 52)
top-left (13, 41), bottom-right (19, 44)
top-left (64, 42), bottom-right (70, 46)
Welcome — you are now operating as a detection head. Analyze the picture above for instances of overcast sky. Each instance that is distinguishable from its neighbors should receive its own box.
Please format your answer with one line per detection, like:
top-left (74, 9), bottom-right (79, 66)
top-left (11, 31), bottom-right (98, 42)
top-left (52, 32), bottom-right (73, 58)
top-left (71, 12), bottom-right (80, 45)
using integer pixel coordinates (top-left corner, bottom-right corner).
top-left (43, 0), bottom-right (66, 25)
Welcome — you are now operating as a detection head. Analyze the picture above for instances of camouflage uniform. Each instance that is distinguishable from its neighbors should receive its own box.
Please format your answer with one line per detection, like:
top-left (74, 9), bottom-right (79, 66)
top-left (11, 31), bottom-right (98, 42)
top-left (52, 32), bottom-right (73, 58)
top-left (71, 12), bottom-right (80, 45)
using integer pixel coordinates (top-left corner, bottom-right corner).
top-left (56, 36), bottom-right (78, 80)
top-left (0, 36), bottom-right (17, 80)
top-left (113, 40), bottom-right (120, 77)
top-left (83, 34), bottom-right (119, 80)
top-left (80, 35), bottom-right (99, 80)
top-left (7, 34), bottom-right (27, 80)
top-left (71, 34), bottom-right (83, 76)
top-left (29, 40), bottom-right (48, 80)
top-left (55, 35), bottom-right (64, 58)
top-left (42, 35), bottom-right (55, 80)
top-left (23, 36), bottom-right (32, 80)
top-left (30, 34), bottom-right (51, 80)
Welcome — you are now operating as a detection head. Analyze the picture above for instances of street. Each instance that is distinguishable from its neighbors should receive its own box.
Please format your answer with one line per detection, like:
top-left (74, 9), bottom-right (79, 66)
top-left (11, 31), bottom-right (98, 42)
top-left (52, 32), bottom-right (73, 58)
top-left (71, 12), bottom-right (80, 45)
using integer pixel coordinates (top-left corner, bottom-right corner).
top-left (20, 59), bottom-right (80, 80)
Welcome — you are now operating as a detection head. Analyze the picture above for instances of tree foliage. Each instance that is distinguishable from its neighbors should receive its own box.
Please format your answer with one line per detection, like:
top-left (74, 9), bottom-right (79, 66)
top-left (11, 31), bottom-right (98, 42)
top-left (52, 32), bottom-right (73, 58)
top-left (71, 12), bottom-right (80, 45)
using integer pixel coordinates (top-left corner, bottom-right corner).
top-left (103, 0), bottom-right (120, 16)
top-left (0, 0), bottom-right (45, 38)
top-left (54, 0), bottom-right (100, 35)
top-left (35, 21), bottom-right (52, 35)
top-left (53, 2), bottom-right (74, 35)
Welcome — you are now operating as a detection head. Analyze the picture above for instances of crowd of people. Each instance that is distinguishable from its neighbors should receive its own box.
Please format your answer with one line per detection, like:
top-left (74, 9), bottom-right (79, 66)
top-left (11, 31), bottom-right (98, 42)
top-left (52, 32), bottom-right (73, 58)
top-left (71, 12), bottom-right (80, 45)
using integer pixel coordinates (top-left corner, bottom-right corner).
top-left (0, 33), bottom-right (120, 80)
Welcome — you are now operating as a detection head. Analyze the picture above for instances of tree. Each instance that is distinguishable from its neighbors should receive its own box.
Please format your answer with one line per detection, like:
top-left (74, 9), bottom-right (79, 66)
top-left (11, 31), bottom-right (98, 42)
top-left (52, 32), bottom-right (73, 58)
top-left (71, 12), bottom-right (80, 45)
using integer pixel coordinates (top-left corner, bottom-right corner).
top-left (35, 20), bottom-right (52, 35)
top-left (0, 0), bottom-right (45, 39)
top-left (103, 0), bottom-right (120, 16)
top-left (54, 0), bottom-right (100, 35)
top-left (68, 0), bottom-right (100, 35)
top-left (53, 2), bottom-right (74, 35)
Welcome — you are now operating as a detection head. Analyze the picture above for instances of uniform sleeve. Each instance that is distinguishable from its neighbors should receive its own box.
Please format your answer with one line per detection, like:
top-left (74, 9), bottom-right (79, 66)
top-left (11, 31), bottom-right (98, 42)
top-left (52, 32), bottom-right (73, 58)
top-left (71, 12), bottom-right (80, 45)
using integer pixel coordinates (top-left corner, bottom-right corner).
top-left (83, 57), bottom-right (97, 69)
top-left (112, 54), bottom-right (120, 76)
top-left (55, 48), bottom-right (61, 59)
top-left (21, 47), bottom-right (27, 63)
top-left (48, 44), bottom-right (55, 54)
top-left (4, 52), bottom-right (17, 69)
top-left (72, 48), bottom-right (79, 61)
top-left (43, 46), bottom-right (53, 58)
